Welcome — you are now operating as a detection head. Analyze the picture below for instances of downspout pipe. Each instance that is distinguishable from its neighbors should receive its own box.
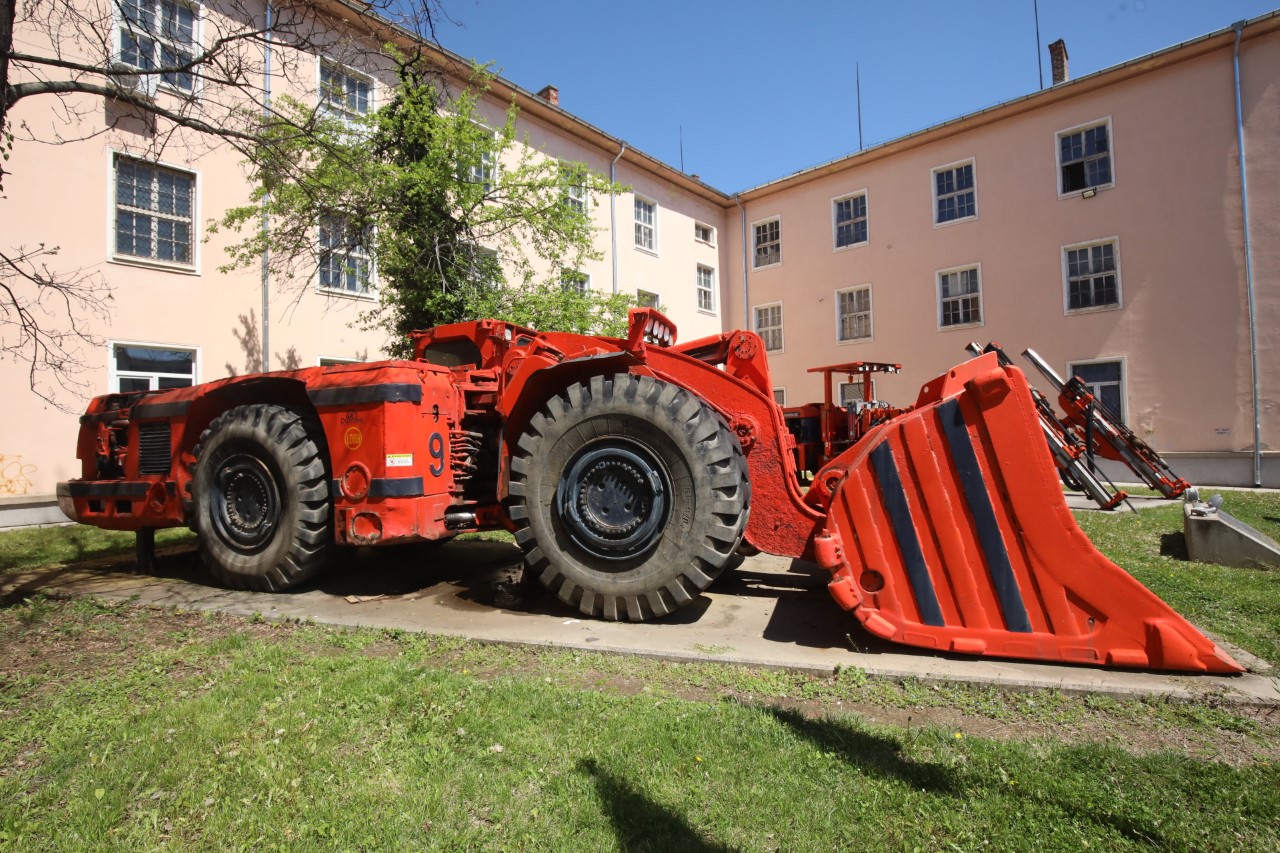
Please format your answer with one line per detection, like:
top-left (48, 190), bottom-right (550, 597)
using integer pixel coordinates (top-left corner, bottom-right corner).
top-left (609, 143), bottom-right (627, 294)
top-left (734, 195), bottom-right (748, 329)
top-left (260, 2), bottom-right (273, 373)
top-left (1232, 21), bottom-right (1261, 487)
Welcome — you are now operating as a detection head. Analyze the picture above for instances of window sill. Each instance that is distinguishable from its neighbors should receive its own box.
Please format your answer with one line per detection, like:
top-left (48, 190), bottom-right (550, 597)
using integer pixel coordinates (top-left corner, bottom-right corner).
top-left (695, 239), bottom-right (716, 248)
top-left (834, 241), bottom-right (869, 254)
top-left (837, 336), bottom-right (874, 346)
top-left (933, 215), bottom-right (977, 230)
top-left (634, 245), bottom-right (660, 258)
top-left (109, 256), bottom-right (199, 276)
top-left (697, 308), bottom-right (718, 317)
top-left (318, 286), bottom-right (377, 302)
top-left (937, 320), bottom-right (984, 332)
top-left (1058, 182), bottom-right (1115, 201)
top-left (753, 261), bottom-right (782, 272)
top-left (763, 346), bottom-right (785, 356)
top-left (1065, 302), bottom-right (1123, 316)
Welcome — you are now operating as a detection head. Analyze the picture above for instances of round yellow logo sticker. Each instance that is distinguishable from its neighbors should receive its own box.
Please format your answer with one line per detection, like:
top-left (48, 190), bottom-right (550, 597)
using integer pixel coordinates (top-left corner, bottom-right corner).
top-left (344, 427), bottom-right (363, 450)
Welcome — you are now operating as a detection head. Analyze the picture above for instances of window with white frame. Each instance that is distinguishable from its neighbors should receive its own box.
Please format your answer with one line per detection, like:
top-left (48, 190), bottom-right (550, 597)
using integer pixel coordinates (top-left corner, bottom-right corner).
top-left (1064, 239), bottom-right (1120, 312)
top-left (114, 154), bottom-right (195, 266)
top-left (696, 265), bottom-right (716, 313)
top-left (773, 388), bottom-right (786, 406)
top-left (839, 378), bottom-right (872, 406)
top-left (694, 222), bottom-right (715, 244)
top-left (753, 218), bottom-right (781, 268)
top-left (834, 193), bottom-right (868, 248)
top-left (937, 266), bottom-right (982, 328)
top-left (1067, 359), bottom-right (1124, 422)
top-left (116, 0), bottom-right (197, 93)
top-left (634, 197), bottom-right (657, 251)
top-left (319, 62), bottom-right (372, 123)
top-left (836, 285), bottom-right (872, 342)
top-left (319, 356), bottom-right (363, 367)
top-left (561, 163), bottom-right (588, 215)
top-left (463, 121), bottom-right (497, 193)
top-left (1058, 121), bottom-right (1112, 194)
top-left (562, 270), bottom-right (589, 295)
top-left (111, 342), bottom-right (196, 392)
top-left (636, 289), bottom-right (660, 308)
top-left (934, 161), bottom-right (976, 224)
top-left (754, 302), bottom-right (783, 352)
top-left (318, 215), bottom-right (373, 294)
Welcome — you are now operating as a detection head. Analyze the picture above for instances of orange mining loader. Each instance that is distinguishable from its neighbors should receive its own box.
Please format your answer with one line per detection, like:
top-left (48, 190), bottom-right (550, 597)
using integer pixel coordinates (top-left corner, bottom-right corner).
top-left (57, 309), bottom-right (1241, 673)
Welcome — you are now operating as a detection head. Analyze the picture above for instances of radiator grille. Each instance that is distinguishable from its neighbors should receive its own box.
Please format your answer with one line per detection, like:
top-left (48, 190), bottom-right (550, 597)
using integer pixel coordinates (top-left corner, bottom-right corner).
top-left (138, 422), bottom-right (172, 475)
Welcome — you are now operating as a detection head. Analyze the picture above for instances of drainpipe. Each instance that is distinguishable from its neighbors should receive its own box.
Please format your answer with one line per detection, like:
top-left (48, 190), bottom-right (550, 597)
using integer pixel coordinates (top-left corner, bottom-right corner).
top-left (734, 195), bottom-right (748, 328)
top-left (260, 2), bottom-right (273, 373)
top-left (609, 142), bottom-right (627, 294)
top-left (1232, 21), bottom-right (1261, 487)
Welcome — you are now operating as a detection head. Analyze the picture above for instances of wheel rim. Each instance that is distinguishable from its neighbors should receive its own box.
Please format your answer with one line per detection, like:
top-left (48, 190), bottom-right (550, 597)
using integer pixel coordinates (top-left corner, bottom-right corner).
top-left (211, 452), bottom-right (281, 552)
top-left (557, 438), bottom-right (670, 562)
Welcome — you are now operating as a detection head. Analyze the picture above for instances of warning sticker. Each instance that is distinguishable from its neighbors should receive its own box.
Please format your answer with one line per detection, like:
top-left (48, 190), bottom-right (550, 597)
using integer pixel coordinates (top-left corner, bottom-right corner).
top-left (386, 453), bottom-right (414, 468)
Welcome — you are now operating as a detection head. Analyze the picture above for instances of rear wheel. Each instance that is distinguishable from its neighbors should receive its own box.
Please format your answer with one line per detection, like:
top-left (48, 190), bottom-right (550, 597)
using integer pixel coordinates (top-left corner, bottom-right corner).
top-left (189, 404), bottom-right (332, 591)
top-left (508, 373), bottom-right (750, 621)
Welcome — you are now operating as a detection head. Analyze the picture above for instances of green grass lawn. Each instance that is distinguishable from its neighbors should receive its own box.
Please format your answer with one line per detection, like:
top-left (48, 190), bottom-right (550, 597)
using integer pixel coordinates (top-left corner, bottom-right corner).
top-left (0, 600), bottom-right (1277, 851)
top-left (1, 492), bottom-right (1278, 848)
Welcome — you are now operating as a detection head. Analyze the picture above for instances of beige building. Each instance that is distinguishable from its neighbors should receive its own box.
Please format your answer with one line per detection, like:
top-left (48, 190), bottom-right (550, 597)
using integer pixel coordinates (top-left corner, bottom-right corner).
top-left (1, 7), bottom-right (1276, 526)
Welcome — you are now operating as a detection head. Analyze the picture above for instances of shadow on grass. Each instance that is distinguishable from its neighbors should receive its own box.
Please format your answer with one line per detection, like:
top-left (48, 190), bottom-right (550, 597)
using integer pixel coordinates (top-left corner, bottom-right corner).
top-left (1159, 531), bottom-right (1189, 559)
top-left (578, 758), bottom-right (735, 853)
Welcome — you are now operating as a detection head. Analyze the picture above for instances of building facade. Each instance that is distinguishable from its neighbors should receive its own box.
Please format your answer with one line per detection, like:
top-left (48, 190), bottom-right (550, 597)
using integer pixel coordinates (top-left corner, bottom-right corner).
top-left (1, 8), bottom-right (1276, 526)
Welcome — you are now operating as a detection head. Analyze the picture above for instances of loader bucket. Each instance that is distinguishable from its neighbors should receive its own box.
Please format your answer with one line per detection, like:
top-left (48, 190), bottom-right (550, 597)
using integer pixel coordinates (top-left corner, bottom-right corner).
top-left (813, 354), bottom-right (1242, 673)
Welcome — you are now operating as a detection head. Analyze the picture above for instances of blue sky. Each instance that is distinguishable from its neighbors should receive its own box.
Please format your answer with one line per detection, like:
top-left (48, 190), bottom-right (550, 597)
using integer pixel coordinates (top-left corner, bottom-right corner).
top-left (434, 0), bottom-right (1277, 192)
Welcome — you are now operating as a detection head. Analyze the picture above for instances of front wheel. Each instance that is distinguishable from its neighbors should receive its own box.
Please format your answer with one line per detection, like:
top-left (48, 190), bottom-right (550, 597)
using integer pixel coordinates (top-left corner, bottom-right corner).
top-left (189, 404), bottom-right (332, 591)
top-left (508, 373), bottom-right (750, 621)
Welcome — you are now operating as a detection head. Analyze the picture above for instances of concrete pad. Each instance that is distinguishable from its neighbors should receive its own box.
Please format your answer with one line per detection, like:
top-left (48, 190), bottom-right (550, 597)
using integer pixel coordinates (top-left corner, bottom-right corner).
top-left (4, 540), bottom-right (1277, 707)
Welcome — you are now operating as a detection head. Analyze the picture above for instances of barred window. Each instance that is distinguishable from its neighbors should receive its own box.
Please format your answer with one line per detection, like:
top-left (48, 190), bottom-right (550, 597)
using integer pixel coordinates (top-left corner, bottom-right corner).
top-left (114, 155), bottom-right (194, 266)
top-left (837, 286), bottom-right (872, 342)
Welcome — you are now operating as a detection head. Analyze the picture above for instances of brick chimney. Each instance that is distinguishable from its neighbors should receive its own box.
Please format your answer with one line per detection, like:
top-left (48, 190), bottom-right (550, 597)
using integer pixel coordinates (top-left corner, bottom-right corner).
top-left (1049, 39), bottom-right (1069, 84)
top-left (536, 85), bottom-right (559, 106)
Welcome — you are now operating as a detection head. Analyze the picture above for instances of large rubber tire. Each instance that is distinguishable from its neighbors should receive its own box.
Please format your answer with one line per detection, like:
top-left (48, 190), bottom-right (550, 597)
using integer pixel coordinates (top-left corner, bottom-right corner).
top-left (188, 404), bottom-right (332, 591)
top-left (508, 373), bottom-right (750, 621)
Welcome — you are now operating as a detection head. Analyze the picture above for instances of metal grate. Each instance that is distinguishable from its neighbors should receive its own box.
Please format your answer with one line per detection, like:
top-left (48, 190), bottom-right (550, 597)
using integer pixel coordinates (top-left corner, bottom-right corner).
top-left (137, 422), bottom-right (172, 475)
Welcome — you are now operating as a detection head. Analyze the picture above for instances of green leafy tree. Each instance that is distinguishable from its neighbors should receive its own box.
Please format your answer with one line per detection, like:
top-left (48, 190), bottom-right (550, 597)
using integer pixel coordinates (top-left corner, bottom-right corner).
top-left (219, 62), bottom-right (633, 356)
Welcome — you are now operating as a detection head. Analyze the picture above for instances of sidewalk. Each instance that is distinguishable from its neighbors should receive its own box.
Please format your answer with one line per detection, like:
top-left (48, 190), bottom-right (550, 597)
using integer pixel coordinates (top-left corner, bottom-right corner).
top-left (5, 537), bottom-right (1276, 707)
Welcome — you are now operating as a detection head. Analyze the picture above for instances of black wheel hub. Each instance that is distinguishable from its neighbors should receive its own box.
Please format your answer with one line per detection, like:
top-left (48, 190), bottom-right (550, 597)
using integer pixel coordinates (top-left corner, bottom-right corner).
top-left (558, 439), bottom-right (669, 561)
top-left (211, 453), bottom-right (281, 552)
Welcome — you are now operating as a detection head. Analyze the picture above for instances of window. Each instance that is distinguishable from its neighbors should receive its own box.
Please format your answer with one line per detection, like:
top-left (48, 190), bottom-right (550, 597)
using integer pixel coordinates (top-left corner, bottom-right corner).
top-left (114, 154), bottom-right (195, 266)
top-left (1064, 239), bottom-right (1121, 312)
top-left (773, 388), bottom-right (786, 406)
top-left (934, 161), bottom-right (976, 224)
top-left (636, 289), bottom-right (660, 308)
top-left (694, 222), bottom-right (715, 245)
top-left (834, 192), bottom-right (868, 248)
top-left (117, 0), bottom-right (197, 93)
top-left (634, 197), bottom-right (657, 251)
top-left (319, 62), bottom-right (372, 123)
top-left (937, 266), bottom-right (982, 328)
top-left (1059, 120), bottom-right (1112, 194)
top-left (1068, 359), bottom-right (1124, 422)
top-left (110, 342), bottom-right (196, 392)
top-left (836, 285), bottom-right (872, 342)
top-left (754, 302), bottom-right (783, 352)
top-left (753, 218), bottom-right (781, 269)
top-left (463, 121), bottom-right (496, 193)
top-left (562, 270), bottom-right (589, 295)
top-left (318, 215), bottom-right (373, 294)
top-left (561, 164), bottom-right (588, 215)
top-left (696, 265), bottom-right (716, 313)
top-left (839, 378), bottom-right (872, 406)
top-left (319, 356), bottom-right (364, 367)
